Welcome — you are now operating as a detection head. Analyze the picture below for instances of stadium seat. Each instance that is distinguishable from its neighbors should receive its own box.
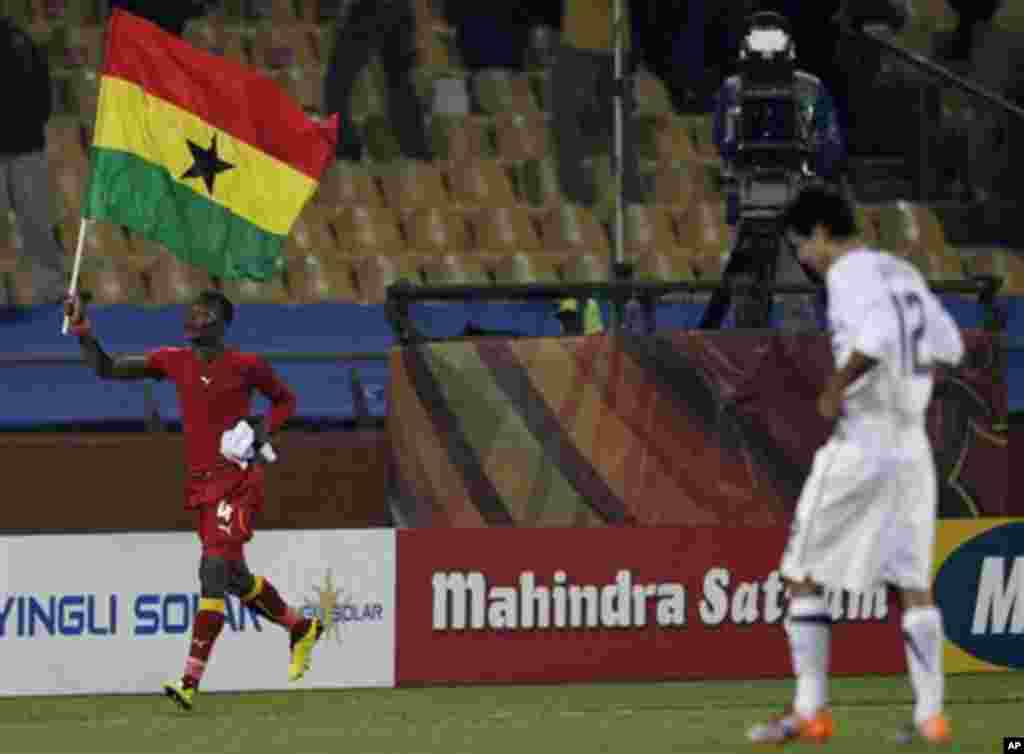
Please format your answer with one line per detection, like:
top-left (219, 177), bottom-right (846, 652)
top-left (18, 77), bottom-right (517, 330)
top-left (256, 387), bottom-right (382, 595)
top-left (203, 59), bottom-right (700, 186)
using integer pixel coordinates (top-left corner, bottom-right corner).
top-left (145, 250), bottom-right (216, 305)
top-left (64, 25), bottom-right (104, 69)
top-left (220, 271), bottom-right (291, 304)
top-left (633, 72), bottom-right (675, 117)
top-left (60, 220), bottom-right (135, 262)
top-left (855, 204), bottom-right (881, 246)
top-left (354, 253), bottom-right (421, 304)
top-left (404, 207), bottom-right (470, 255)
top-left (287, 205), bottom-right (339, 259)
top-left (527, 70), bottom-right (550, 110)
top-left (650, 164), bottom-right (698, 209)
top-left (361, 113), bottom-right (403, 162)
top-left (378, 160), bottom-right (449, 210)
top-left (5, 265), bottom-right (52, 306)
top-left (964, 249), bottom-right (1024, 295)
top-left (508, 72), bottom-right (542, 114)
top-left (78, 256), bottom-right (147, 305)
top-left (633, 249), bottom-right (696, 283)
top-left (266, 0), bottom-right (299, 21)
top-left (416, 24), bottom-right (452, 69)
top-left (676, 200), bottom-right (730, 279)
top-left (540, 203), bottom-right (609, 256)
top-left (429, 114), bottom-right (493, 163)
top-left (67, 68), bottom-right (100, 123)
top-left (682, 115), bottom-right (717, 161)
top-left (624, 205), bottom-right (677, 258)
top-left (51, 160), bottom-right (87, 220)
top-left (334, 206), bottom-right (406, 256)
top-left (876, 202), bottom-right (957, 279)
top-left (316, 162), bottom-right (383, 208)
top-left (494, 113), bottom-right (550, 163)
top-left (274, 65), bottom-right (325, 113)
top-left (252, 23), bottom-right (317, 69)
top-left (183, 18), bottom-right (249, 66)
top-left (285, 253), bottom-right (359, 303)
top-left (29, 0), bottom-right (97, 24)
top-left (562, 252), bottom-right (610, 283)
top-left (446, 158), bottom-right (517, 209)
top-left (421, 253), bottom-right (490, 285)
top-left (520, 157), bottom-right (564, 210)
top-left (492, 252), bottom-right (560, 284)
top-left (45, 116), bottom-right (86, 166)
top-left (470, 206), bottom-right (542, 255)
top-left (0, 211), bottom-right (22, 276)
top-left (472, 69), bottom-right (540, 115)
top-left (656, 117), bottom-right (698, 163)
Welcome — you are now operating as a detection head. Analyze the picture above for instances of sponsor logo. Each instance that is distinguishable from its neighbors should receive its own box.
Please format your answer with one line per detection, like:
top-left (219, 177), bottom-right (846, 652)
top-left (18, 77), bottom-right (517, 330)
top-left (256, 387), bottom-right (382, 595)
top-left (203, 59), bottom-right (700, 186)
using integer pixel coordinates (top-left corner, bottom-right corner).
top-left (0, 595), bottom-right (117, 637)
top-left (431, 568), bottom-right (888, 632)
top-left (134, 594), bottom-right (262, 636)
top-left (934, 522), bottom-right (1024, 669)
top-left (302, 569), bottom-right (386, 644)
top-left (0, 593), bottom-right (262, 638)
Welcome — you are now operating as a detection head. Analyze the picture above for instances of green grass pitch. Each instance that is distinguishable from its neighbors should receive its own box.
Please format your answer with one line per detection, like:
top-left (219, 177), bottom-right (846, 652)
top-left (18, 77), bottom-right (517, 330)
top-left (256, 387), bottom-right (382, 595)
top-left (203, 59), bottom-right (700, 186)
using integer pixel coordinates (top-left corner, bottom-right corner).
top-left (0, 674), bottom-right (1019, 753)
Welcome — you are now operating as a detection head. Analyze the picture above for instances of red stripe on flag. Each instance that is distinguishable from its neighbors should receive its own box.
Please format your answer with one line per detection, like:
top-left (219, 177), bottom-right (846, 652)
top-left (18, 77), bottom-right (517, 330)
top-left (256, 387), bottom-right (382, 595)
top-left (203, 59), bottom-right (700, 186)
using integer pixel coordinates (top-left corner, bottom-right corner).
top-left (102, 9), bottom-right (337, 180)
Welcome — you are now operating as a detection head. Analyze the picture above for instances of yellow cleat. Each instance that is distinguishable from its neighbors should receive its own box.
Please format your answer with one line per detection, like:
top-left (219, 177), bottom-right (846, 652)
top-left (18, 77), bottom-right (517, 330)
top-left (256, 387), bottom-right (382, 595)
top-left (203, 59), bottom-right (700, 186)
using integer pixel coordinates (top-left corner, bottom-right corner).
top-left (288, 617), bottom-right (323, 682)
top-left (163, 680), bottom-right (195, 711)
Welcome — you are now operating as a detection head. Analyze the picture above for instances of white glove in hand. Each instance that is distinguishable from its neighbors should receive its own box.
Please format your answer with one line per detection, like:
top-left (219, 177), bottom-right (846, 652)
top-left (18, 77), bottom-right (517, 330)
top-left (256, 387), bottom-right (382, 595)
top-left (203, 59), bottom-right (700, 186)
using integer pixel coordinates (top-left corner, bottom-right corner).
top-left (220, 420), bottom-right (256, 469)
top-left (220, 419), bottom-right (277, 469)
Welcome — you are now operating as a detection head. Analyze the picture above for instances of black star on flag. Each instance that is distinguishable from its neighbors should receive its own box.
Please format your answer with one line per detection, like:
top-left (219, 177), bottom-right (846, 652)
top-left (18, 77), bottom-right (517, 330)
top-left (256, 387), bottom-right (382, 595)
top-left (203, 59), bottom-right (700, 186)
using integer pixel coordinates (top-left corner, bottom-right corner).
top-left (182, 134), bottom-right (235, 195)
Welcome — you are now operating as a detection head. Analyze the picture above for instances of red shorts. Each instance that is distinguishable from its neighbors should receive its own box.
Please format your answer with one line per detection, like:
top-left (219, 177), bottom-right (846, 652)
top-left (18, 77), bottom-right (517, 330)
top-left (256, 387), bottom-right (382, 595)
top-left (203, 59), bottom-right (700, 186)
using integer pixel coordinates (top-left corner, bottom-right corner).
top-left (186, 465), bottom-right (265, 560)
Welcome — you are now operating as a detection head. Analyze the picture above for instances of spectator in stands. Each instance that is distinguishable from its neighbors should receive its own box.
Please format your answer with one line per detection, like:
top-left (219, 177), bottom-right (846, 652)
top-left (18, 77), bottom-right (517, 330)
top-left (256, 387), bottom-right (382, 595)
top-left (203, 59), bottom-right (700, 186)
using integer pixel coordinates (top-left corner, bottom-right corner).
top-left (323, 0), bottom-right (432, 162)
top-left (0, 15), bottom-right (66, 305)
top-left (551, 0), bottom-right (643, 208)
top-left (556, 298), bottom-right (604, 336)
top-left (107, 0), bottom-right (212, 37)
top-left (700, 11), bottom-right (844, 330)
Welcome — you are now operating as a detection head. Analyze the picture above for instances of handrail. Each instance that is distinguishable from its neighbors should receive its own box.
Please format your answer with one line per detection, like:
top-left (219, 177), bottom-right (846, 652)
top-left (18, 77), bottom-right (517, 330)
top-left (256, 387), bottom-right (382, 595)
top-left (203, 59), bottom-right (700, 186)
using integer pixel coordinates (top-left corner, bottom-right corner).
top-left (0, 351), bottom-right (391, 368)
top-left (845, 23), bottom-right (1024, 124)
top-left (386, 275), bottom-right (1003, 343)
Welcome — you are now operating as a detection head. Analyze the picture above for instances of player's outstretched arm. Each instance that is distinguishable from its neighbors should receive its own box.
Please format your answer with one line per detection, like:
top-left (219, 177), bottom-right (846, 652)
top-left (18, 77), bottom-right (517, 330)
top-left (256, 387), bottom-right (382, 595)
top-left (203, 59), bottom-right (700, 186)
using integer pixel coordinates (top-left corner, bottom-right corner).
top-left (64, 294), bottom-right (163, 380)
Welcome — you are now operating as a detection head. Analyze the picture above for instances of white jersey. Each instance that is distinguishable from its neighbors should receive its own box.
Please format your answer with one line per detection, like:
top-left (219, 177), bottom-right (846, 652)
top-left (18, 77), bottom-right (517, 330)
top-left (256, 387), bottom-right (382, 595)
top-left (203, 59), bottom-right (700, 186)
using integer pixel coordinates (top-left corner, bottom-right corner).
top-left (826, 248), bottom-right (964, 436)
top-left (780, 248), bottom-right (965, 594)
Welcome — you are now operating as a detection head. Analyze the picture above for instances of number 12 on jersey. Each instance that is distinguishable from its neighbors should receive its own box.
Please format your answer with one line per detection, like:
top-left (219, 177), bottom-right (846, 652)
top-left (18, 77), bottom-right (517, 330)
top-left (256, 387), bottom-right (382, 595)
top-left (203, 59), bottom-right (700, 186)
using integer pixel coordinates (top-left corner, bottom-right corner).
top-left (891, 292), bottom-right (930, 376)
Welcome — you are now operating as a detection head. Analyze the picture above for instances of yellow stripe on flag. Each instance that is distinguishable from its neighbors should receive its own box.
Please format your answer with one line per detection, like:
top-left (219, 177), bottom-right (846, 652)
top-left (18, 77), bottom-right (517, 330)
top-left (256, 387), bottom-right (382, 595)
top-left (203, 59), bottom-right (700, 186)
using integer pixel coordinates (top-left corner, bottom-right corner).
top-left (93, 75), bottom-right (317, 237)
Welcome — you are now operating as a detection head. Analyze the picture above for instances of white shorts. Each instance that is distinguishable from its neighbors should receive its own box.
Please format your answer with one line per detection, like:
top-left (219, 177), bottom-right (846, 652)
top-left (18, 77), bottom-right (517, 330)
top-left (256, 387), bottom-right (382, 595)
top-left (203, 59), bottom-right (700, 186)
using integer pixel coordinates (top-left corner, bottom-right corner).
top-left (780, 431), bottom-right (937, 594)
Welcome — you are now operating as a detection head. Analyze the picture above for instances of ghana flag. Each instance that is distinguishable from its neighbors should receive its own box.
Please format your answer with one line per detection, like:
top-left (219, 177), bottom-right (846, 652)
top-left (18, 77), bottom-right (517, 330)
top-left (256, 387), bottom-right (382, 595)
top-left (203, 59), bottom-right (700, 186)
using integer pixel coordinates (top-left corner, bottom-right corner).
top-left (83, 10), bottom-right (338, 280)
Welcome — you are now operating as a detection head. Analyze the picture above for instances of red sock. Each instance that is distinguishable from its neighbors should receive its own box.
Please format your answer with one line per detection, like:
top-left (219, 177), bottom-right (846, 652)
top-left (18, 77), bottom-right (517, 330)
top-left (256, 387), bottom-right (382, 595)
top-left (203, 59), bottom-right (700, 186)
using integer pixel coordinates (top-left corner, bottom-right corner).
top-left (183, 599), bottom-right (226, 689)
top-left (242, 577), bottom-right (310, 636)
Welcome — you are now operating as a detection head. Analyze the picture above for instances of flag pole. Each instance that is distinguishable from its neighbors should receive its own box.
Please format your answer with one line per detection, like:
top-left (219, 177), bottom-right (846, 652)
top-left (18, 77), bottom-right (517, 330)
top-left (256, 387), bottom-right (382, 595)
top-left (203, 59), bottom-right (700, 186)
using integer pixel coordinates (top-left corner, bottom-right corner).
top-left (61, 217), bottom-right (90, 335)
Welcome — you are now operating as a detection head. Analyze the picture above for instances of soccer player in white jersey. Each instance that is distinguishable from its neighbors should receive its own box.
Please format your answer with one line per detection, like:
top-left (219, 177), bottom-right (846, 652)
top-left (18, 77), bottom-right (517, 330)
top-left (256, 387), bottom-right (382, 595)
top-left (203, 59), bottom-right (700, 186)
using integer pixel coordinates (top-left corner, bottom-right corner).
top-left (747, 186), bottom-right (963, 746)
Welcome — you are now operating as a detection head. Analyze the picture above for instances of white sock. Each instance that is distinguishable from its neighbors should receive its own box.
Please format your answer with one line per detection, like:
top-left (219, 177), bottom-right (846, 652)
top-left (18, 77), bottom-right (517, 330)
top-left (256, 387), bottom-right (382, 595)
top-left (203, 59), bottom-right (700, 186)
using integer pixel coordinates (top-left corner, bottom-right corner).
top-left (786, 595), bottom-right (831, 719)
top-left (902, 606), bottom-right (945, 725)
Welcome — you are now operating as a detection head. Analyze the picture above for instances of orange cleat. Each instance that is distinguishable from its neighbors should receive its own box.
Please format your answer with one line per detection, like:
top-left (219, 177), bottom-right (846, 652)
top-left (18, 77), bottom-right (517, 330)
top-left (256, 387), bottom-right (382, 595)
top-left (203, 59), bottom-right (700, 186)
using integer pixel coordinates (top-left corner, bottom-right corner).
top-left (894, 714), bottom-right (952, 746)
top-left (747, 707), bottom-right (834, 745)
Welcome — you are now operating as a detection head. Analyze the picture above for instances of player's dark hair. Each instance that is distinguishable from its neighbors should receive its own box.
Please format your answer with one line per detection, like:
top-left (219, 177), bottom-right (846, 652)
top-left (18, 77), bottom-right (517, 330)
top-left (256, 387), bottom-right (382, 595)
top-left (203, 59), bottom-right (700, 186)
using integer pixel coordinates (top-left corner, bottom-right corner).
top-left (198, 289), bottom-right (234, 326)
top-left (781, 185), bottom-right (859, 241)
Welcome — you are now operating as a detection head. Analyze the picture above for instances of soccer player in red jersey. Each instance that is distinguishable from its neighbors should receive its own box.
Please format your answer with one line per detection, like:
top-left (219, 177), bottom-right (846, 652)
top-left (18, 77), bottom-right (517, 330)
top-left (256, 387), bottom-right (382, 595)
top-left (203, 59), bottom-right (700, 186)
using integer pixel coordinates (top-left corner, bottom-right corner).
top-left (64, 289), bottom-right (323, 710)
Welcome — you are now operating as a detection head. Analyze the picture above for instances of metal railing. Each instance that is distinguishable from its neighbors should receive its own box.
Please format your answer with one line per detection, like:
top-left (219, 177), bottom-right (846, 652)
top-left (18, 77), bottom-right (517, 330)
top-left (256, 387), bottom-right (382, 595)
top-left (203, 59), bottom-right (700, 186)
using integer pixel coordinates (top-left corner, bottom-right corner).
top-left (842, 23), bottom-right (1024, 203)
top-left (386, 276), bottom-right (1005, 344)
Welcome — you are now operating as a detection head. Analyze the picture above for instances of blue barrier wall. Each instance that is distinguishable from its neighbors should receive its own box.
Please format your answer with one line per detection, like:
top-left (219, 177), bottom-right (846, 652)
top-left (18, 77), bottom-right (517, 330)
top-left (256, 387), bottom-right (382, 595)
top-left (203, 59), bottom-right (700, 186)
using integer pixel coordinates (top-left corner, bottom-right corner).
top-left (0, 295), bottom-right (1015, 427)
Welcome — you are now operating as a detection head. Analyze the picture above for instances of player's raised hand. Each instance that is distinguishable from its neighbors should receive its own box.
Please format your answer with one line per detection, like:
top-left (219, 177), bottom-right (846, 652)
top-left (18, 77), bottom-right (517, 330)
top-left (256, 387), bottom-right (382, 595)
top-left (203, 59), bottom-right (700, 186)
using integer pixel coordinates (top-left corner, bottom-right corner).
top-left (63, 292), bottom-right (85, 325)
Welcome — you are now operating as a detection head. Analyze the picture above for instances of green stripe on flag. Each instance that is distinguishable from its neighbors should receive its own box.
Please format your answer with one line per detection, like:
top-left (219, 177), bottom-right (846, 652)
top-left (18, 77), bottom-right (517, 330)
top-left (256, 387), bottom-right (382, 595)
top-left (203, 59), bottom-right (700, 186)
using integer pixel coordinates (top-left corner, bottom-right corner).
top-left (84, 147), bottom-right (285, 281)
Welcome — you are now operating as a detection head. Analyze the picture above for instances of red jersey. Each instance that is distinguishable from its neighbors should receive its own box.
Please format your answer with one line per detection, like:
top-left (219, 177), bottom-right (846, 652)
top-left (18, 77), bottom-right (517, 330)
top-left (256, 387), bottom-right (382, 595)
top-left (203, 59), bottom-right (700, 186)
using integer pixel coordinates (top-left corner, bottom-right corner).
top-left (145, 347), bottom-right (297, 473)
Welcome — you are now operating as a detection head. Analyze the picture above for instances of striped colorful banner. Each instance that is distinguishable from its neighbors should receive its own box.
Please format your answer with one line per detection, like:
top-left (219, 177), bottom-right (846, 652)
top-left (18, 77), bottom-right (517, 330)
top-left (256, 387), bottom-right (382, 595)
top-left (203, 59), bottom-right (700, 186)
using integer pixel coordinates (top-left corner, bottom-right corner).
top-left (389, 331), bottom-right (1010, 527)
top-left (84, 10), bottom-right (338, 280)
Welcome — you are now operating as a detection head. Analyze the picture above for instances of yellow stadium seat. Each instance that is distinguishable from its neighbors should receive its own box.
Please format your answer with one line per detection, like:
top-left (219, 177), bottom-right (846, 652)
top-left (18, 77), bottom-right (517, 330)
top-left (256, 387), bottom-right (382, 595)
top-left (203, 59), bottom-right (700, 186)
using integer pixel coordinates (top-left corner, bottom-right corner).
top-left (470, 206), bottom-right (542, 255)
top-left (333, 206), bottom-right (405, 256)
